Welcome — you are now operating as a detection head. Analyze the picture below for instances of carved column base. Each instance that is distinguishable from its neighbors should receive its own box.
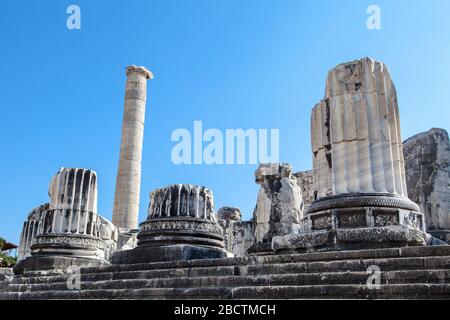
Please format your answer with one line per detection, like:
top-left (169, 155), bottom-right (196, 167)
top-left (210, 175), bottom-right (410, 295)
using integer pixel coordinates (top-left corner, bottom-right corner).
top-left (13, 234), bottom-right (109, 275)
top-left (273, 194), bottom-right (427, 254)
top-left (137, 217), bottom-right (224, 248)
top-left (111, 217), bottom-right (227, 264)
top-left (273, 225), bottom-right (426, 254)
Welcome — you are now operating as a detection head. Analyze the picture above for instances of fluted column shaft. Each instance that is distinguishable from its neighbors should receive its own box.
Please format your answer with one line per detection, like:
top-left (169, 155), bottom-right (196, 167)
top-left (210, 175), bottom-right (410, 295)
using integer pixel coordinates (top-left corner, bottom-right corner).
top-left (45, 167), bottom-right (99, 235)
top-left (312, 58), bottom-right (408, 198)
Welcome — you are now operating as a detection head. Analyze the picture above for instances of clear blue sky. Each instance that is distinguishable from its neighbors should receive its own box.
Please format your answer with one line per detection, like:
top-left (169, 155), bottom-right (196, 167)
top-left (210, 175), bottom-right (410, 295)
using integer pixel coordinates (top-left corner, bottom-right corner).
top-left (1, 0), bottom-right (449, 244)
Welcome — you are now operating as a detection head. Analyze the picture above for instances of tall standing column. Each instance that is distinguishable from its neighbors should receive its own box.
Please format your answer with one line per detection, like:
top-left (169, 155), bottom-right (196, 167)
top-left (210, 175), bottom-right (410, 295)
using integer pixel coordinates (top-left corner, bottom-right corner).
top-left (112, 65), bottom-right (153, 230)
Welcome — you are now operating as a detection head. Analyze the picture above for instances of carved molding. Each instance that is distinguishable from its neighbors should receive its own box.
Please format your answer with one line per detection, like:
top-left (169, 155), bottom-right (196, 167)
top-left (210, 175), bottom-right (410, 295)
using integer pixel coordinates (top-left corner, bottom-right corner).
top-left (140, 218), bottom-right (223, 236)
top-left (306, 193), bottom-right (420, 215)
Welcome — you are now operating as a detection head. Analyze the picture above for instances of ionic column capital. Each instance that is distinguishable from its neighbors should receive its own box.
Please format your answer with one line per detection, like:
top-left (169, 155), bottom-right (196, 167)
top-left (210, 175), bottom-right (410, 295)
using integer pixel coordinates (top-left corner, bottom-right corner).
top-left (126, 65), bottom-right (153, 80)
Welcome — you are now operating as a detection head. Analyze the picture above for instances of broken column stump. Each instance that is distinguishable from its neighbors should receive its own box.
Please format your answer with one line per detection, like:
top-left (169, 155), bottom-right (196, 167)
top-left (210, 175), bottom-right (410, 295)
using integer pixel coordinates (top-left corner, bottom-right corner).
top-left (248, 163), bottom-right (303, 255)
top-left (273, 58), bottom-right (427, 253)
top-left (111, 184), bottom-right (227, 264)
top-left (14, 168), bottom-right (117, 274)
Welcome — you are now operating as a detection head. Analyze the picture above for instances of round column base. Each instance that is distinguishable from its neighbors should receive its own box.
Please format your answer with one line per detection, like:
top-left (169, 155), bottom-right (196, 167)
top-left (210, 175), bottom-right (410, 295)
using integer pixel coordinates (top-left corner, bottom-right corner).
top-left (273, 225), bottom-right (427, 254)
top-left (274, 193), bottom-right (427, 254)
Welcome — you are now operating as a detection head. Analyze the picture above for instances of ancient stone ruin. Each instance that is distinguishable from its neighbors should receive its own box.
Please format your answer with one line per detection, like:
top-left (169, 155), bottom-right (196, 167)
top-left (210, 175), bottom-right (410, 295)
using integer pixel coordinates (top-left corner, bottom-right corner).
top-left (294, 170), bottom-right (314, 211)
top-left (249, 163), bottom-right (303, 255)
top-left (111, 184), bottom-right (227, 264)
top-left (404, 128), bottom-right (450, 243)
top-left (14, 168), bottom-right (118, 274)
top-left (1, 59), bottom-right (449, 300)
top-left (217, 207), bottom-right (254, 257)
top-left (217, 207), bottom-right (241, 252)
top-left (273, 58), bottom-right (426, 253)
top-left (17, 204), bottom-right (49, 261)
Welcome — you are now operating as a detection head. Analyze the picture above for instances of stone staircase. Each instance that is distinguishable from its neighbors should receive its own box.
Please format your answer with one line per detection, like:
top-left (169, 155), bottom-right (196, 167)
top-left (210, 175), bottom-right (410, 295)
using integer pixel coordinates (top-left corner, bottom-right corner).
top-left (1, 246), bottom-right (449, 300)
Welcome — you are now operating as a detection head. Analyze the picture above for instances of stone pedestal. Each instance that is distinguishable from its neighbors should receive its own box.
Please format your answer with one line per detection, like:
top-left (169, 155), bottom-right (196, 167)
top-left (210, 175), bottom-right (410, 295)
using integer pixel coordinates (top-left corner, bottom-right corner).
top-left (273, 58), bottom-right (427, 253)
top-left (14, 168), bottom-right (117, 274)
top-left (248, 163), bottom-right (303, 255)
top-left (111, 184), bottom-right (227, 264)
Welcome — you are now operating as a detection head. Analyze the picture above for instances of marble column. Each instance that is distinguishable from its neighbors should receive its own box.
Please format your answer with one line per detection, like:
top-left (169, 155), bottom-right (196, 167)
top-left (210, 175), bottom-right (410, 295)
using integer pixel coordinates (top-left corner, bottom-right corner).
top-left (112, 65), bottom-right (153, 230)
top-left (312, 58), bottom-right (407, 198)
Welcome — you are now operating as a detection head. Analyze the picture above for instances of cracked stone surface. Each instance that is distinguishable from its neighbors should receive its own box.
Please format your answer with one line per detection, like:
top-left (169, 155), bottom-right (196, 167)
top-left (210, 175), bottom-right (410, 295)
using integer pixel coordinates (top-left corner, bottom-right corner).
top-left (294, 170), bottom-right (315, 212)
top-left (404, 128), bottom-right (450, 242)
top-left (312, 57), bottom-right (408, 198)
top-left (252, 164), bottom-right (303, 247)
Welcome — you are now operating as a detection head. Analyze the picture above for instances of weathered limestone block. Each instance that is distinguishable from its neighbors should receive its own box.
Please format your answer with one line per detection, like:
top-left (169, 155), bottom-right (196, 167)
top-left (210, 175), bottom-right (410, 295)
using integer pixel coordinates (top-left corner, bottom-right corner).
top-left (116, 230), bottom-right (139, 251)
top-left (274, 58), bottom-right (427, 254)
top-left (404, 128), bottom-right (450, 243)
top-left (249, 163), bottom-right (303, 255)
top-left (111, 184), bottom-right (227, 264)
top-left (294, 170), bottom-right (315, 212)
top-left (14, 168), bottom-right (117, 274)
top-left (112, 65), bottom-right (153, 231)
top-left (218, 206), bottom-right (242, 221)
top-left (231, 221), bottom-right (254, 257)
top-left (217, 206), bottom-right (241, 254)
top-left (216, 206), bottom-right (255, 257)
top-left (98, 216), bottom-right (119, 258)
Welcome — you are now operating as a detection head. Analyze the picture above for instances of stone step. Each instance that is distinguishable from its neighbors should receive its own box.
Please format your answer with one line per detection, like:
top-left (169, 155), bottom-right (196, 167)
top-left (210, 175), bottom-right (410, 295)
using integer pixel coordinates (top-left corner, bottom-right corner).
top-left (245, 256), bottom-right (450, 275)
top-left (0, 287), bottom-right (232, 300)
top-left (4, 247), bottom-right (449, 299)
top-left (79, 246), bottom-right (450, 274)
top-left (231, 284), bottom-right (450, 300)
top-left (9, 255), bottom-right (450, 287)
top-left (11, 265), bottom-right (238, 285)
top-left (5, 269), bottom-right (450, 293)
top-left (2, 283), bottom-right (450, 300)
